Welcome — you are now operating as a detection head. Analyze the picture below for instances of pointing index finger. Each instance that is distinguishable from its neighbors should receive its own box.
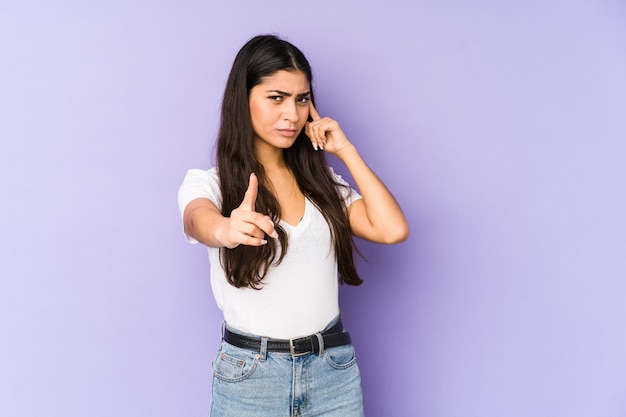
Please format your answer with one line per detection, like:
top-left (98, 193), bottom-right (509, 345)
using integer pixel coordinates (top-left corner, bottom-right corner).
top-left (309, 101), bottom-right (321, 121)
top-left (241, 173), bottom-right (258, 212)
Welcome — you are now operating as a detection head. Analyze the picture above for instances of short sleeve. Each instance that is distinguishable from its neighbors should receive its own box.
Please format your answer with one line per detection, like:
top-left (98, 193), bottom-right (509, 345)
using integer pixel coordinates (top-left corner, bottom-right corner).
top-left (177, 167), bottom-right (221, 243)
top-left (329, 167), bottom-right (362, 207)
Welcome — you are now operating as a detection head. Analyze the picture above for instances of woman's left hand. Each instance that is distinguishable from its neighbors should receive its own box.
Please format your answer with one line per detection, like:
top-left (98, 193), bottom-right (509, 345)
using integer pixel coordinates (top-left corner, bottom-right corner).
top-left (305, 102), bottom-right (410, 244)
top-left (305, 102), bottom-right (353, 155)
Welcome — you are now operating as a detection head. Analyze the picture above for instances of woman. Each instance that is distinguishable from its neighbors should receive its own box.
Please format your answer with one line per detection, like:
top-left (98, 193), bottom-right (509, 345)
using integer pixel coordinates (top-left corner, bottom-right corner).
top-left (178, 34), bottom-right (409, 416)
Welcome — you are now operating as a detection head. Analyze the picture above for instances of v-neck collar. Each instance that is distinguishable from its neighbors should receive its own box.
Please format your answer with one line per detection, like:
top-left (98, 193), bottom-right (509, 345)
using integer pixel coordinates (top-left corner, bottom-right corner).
top-left (279, 198), bottom-right (311, 237)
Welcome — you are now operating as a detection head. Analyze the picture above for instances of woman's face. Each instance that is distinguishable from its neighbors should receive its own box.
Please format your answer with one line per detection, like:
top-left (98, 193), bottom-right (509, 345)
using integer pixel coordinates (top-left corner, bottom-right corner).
top-left (249, 70), bottom-right (311, 153)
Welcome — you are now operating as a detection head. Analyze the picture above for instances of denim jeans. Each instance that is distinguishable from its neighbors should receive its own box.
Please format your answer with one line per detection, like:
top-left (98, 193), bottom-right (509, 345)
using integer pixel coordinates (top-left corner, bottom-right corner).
top-left (209, 317), bottom-right (364, 417)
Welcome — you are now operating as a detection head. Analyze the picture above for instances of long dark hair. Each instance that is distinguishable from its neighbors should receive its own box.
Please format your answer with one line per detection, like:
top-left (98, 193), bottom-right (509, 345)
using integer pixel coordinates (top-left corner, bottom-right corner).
top-left (216, 34), bottom-right (362, 289)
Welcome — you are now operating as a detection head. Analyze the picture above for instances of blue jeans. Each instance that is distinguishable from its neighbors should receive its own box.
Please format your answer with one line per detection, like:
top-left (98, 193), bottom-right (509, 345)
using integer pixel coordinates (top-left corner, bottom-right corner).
top-left (210, 317), bottom-right (364, 416)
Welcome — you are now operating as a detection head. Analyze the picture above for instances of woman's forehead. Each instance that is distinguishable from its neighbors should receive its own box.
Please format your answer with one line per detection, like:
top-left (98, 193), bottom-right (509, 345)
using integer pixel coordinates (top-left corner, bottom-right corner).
top-left (258, 70), bottom-right (310, 91)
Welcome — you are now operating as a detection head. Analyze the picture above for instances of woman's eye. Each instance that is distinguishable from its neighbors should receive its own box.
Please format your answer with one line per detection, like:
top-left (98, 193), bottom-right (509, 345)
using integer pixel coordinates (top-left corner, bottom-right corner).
top-left (268, 96), bottom-right (283, 102)
top-left (297, 97), bottom-right (311, 104)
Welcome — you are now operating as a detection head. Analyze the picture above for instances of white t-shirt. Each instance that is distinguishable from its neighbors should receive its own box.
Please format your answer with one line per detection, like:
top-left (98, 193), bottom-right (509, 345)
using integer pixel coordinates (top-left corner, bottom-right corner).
top-left (178, 167), bottom-right (362, 339)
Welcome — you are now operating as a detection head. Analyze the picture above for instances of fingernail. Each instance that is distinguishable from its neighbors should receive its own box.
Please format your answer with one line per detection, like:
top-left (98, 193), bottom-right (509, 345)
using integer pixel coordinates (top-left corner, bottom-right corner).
top-left (270, 231), bottom-right (278, 239)
top-left (312, 143), bottom-right (318, 151)
top-left (261, 239), bottom-right (268, 245)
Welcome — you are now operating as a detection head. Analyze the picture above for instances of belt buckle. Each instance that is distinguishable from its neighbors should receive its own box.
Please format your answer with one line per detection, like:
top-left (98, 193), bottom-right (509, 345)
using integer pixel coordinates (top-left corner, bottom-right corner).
top-left (289, 336), bottom-right (314, 357)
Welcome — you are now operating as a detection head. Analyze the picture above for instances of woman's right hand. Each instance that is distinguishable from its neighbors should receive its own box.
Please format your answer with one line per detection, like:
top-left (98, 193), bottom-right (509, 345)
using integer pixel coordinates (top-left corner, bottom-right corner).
top-left (218, 173), bottom-right (278, 248)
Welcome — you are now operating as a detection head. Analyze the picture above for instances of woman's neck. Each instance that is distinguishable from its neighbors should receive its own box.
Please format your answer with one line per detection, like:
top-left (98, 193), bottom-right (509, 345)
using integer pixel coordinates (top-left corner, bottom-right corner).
top-left (254, 141), bottom-right (286, 171)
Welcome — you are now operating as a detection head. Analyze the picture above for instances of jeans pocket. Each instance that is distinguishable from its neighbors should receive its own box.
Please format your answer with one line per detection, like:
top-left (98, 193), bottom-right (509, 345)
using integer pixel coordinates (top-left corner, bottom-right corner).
top-left (212, 342), bottom-right (259, 382)
top-left (324, 344), bottom-right (357, 370)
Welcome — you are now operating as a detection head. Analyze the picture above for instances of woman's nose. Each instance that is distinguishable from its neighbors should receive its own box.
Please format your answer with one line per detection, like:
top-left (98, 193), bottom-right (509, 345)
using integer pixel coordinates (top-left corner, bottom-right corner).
top-left (282, 102), bottom-right (299, 122)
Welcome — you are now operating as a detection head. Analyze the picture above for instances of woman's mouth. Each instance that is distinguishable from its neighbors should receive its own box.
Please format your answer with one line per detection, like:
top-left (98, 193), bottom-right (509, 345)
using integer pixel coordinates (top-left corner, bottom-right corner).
top-left (277, 129), bottom-right (298, 137)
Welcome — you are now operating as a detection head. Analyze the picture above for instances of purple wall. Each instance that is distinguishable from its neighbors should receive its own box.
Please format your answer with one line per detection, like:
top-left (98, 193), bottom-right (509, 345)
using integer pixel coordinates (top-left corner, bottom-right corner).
top-left (2, 1), bottom-right (625, 416)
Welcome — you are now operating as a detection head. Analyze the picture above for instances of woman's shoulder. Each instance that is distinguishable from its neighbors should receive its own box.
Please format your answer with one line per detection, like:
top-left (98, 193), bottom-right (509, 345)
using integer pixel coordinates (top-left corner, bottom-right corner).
top-left (178, 166), bottom-right (222, 210)
top-left (327, 166), bottom-right (348, 186)
top-left (180, 166), bottom-right (221, 197)
top-left (325, 166), bottom-right (362, 205)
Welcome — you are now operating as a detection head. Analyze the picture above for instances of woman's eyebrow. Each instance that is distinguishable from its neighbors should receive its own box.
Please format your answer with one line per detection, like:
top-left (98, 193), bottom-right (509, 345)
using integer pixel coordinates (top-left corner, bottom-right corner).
top-left (265, 89), bottom-right (290, 96)
top-left (265, 90), bottom-right (311, 98)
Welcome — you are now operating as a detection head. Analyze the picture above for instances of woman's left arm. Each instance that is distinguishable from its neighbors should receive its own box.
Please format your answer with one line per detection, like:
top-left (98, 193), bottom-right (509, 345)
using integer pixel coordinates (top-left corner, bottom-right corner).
top-left (306, 104), bottom-right (410, 244)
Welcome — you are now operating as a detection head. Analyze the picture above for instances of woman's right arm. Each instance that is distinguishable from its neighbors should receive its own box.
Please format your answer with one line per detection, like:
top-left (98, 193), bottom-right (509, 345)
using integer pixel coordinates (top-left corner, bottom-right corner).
top-left (182, 173), bottom-right (277, 248)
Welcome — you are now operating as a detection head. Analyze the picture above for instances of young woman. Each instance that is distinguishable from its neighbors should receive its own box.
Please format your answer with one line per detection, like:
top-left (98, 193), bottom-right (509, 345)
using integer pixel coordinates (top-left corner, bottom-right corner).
top-left (178, 35), bottom-right (409, 417)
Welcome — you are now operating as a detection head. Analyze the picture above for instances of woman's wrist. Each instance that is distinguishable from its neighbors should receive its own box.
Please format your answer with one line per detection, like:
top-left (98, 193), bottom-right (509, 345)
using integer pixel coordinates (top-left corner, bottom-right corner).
top-left (333, 143), bottom-right (358, 163)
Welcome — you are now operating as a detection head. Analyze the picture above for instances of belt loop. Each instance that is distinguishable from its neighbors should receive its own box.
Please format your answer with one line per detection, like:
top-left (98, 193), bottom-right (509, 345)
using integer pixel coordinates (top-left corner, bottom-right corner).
top-left (259, 336), bottom-right (268, 362)
top-left (315, 332), bottom-right (324, 356)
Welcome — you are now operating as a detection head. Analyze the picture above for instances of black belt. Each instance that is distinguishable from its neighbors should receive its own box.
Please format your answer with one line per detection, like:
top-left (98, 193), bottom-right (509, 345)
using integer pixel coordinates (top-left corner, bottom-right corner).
top-left (223, 319), bottom-right (351, 357)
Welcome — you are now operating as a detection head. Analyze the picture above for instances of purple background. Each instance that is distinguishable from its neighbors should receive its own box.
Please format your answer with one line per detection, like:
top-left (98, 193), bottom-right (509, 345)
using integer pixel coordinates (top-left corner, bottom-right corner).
top-left (2, 1), bottom-right (625, 416)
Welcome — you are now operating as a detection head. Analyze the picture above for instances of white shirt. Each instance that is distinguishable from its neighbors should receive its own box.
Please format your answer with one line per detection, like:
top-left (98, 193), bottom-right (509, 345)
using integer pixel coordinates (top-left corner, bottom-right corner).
top-left (178, 167), bottom-right (362, 339)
